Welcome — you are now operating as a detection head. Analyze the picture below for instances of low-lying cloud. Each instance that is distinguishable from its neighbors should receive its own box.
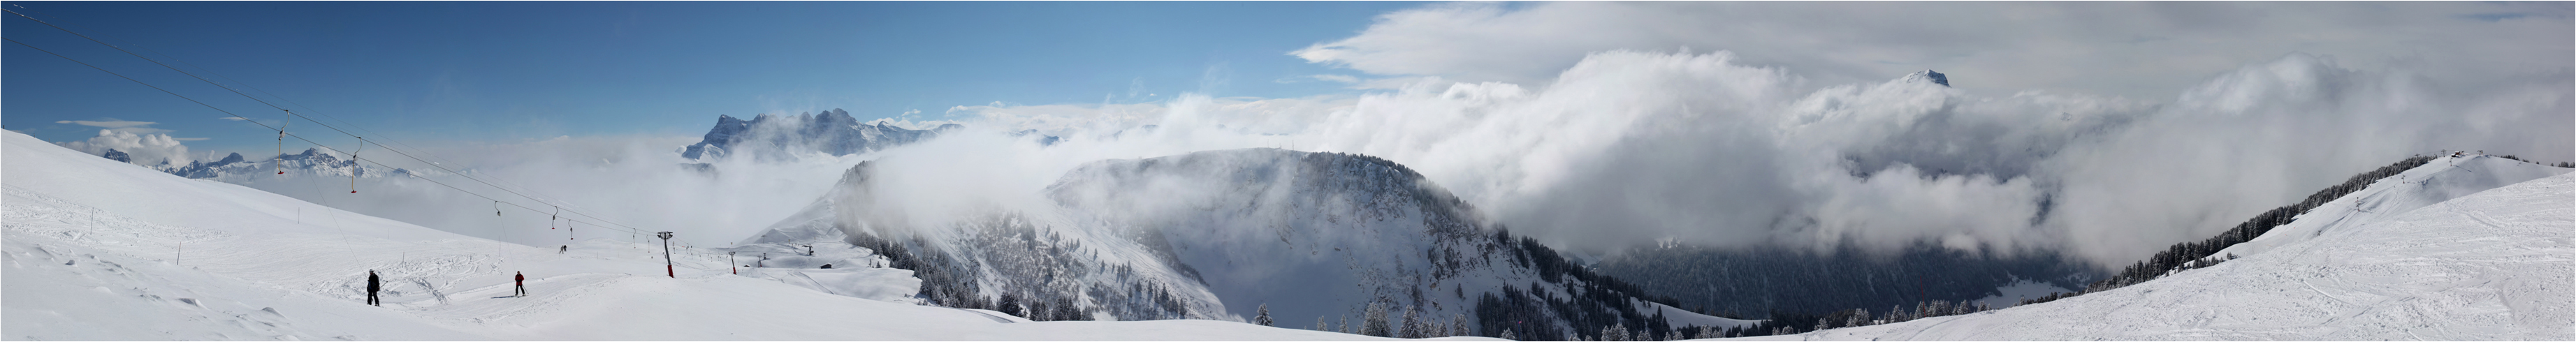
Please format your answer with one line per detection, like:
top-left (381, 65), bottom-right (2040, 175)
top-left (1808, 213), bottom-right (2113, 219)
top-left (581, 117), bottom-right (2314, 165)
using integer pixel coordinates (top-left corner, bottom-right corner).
top-left (202, 2), bottom-right (2570, 271)
top-left (940, 50), bottom-right (2569, 269)
top-left (1293, 1), bottom-right (2572, 101)
top-left (214, 49), bottom-right (2566, 272)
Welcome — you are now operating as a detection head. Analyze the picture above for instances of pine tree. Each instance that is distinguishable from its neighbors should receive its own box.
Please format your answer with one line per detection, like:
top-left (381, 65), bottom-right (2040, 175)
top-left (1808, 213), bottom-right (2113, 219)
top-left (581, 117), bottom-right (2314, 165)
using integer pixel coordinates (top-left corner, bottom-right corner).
top-left (1453, 313), bottom-right (1469, 337)
top-left (1605, 322), bottom-right (1629, 341)
top-left (1255, 303), bottom-right (1274, 327)
top-left (1339, 314), bottom-right (1351, 334)
top-left (1399, 306), bottom-right (1423, 338)
top-left (1362, 302), bottom-right (1391, 337)
top-left (997, 294), bottom-right (1024, 318)
top-left (1499, 328), bottom-right (1518, 341)
top-left (1316, 316), bottom-right (1327, 331)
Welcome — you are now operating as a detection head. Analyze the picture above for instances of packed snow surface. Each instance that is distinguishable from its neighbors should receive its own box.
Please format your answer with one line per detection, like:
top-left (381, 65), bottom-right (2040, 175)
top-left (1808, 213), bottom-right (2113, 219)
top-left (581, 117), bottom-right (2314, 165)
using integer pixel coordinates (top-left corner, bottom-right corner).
top-left (3, 131), bottom-right (1469, 341)
top-left (1734, 165), bottom-right (2575, 341)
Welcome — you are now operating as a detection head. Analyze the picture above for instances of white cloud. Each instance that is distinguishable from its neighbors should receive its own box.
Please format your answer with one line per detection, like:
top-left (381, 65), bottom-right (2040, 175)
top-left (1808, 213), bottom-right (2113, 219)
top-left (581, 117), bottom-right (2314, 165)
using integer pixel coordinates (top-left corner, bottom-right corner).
top-left (56, 118), bottom-right (175, 135)
top-left (55, 129), bottom-right (195, 165)
top-left (1275, 74), bottom-right (1362, 84)
top-left (1293, 2), bottom-right (2573, 101)
top-left (940, 50), bottom-right (2568, 269)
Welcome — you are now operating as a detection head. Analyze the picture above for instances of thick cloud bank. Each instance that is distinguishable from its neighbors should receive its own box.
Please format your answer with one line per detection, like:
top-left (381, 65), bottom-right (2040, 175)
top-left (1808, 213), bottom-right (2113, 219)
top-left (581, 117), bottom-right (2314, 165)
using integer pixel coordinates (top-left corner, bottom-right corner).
top-left (952, 51), bottom-right (2570, 269)
top-left (1293, 2), bottom-right (2572, 101)
top-left (214, 50), bottom-right (2567, 271)
top-left (227, 134), bottom-right (859, 249)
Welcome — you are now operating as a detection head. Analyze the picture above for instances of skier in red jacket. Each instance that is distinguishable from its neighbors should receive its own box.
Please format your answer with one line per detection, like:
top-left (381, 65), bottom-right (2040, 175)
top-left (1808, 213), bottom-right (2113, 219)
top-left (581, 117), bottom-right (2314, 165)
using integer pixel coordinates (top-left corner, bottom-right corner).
top-left (514, 272), bottom-right (527, 297)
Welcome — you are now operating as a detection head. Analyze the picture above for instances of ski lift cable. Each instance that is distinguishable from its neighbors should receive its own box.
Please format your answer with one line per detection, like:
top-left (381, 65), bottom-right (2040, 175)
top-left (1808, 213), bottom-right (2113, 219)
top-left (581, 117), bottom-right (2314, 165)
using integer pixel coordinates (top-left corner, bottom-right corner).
top-left (6, 9), bottom-right (652, 234)
top-left (19, 3), bottom-right (471, 185)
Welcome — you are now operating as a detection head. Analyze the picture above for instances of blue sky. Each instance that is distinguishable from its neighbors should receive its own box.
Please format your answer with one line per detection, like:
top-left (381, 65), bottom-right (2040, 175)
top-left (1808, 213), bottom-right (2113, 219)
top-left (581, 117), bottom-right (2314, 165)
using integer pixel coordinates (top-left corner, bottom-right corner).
top-left (5, 1), bottom-right (1420, 155)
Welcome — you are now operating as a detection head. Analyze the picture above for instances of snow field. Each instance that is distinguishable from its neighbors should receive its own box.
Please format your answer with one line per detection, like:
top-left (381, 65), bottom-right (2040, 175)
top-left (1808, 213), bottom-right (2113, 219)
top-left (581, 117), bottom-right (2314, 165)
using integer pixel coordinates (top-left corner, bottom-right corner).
top-left (1742, 170), bottom-right (2573, 341)
top-left (6, 131), bottom-right (1455, 340)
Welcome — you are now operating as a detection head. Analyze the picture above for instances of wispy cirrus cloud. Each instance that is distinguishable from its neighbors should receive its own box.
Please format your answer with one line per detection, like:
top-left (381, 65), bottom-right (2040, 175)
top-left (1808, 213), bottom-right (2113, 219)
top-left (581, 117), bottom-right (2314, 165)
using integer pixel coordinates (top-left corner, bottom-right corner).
top-left (55, 119), bottom-right (173, 135)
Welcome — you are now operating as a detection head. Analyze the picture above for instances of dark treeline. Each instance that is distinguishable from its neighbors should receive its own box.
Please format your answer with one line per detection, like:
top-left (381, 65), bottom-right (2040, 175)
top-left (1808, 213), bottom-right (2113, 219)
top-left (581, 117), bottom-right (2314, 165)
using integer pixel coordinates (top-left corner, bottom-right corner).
top-left (850, 214), bottom-right (1198, 322)
top-left (1470, 230), bottom-right (1709, 341)
top-left (1596, 242), bottom-right (2096, 320)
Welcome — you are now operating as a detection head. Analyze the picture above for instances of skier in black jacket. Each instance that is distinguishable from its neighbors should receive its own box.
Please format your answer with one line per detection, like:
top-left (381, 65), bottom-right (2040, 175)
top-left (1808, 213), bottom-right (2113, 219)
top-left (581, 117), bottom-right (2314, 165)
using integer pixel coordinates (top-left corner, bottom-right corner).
top-left (366, 270), bottom-right (381, 306)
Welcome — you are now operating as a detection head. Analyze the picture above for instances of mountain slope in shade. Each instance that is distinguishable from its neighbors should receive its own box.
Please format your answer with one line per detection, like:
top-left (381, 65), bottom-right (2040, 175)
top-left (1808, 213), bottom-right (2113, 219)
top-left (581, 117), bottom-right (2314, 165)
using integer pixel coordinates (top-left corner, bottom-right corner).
top-left (745, 148), bottom-right (1755, 339)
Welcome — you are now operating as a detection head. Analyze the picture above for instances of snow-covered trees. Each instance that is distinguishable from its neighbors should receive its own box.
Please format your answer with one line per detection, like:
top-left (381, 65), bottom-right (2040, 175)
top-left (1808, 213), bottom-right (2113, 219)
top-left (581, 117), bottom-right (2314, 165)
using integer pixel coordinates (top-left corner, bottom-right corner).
top-left (1398, 306), bottom-right (1425, 338)
top-left (1362, 302), bottom-right (1391, 337)
top-left (1499, 328), bottom-right (1518, 341)
top-left (1255, 303), bottom-right (1273, 326)
top-left (1453, 313), bottom-right (1469, 336)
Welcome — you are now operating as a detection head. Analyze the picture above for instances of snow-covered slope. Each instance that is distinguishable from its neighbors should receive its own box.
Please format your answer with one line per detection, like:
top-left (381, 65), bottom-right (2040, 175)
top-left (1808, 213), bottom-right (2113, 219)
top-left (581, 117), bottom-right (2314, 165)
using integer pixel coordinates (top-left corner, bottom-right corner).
top-left (1, 131), bottom-right (1446, 341)
top-left (1756, 168), bottom-right (2575, 341)
top-left (2211, 154), bottom-right (2564, 260)
top-left (748, 148), bottom-right (1756, 339)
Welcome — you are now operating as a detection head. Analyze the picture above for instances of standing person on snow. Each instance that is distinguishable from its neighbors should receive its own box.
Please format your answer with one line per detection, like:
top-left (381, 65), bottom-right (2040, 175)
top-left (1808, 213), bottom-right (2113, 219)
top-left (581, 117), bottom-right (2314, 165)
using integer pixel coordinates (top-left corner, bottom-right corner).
top-left (514, 272), bottom-right (527, 297)
top-left (366, 270), bottom-right (381, 306)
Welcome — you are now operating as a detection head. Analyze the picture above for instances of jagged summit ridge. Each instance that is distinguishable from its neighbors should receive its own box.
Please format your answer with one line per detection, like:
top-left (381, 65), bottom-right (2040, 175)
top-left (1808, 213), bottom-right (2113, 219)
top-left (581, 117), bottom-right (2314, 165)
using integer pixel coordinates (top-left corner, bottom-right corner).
top-left (72, 145), bottom-right (424, 181)
top-left (678, 108), bottom-right (964, 161)
top-left (1903, 70), bottom-right (1950, 87)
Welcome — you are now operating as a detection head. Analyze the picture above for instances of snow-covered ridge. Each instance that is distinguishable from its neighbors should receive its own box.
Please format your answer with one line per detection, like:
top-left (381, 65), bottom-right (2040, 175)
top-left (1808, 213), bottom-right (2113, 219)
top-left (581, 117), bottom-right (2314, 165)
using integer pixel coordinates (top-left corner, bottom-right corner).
top-left (745, 147), bottom-right (1754, 339)
top-left (1763, 161), bottom-right (2574, 341)
top-left (2211, 154), bottom-right (2566, 260)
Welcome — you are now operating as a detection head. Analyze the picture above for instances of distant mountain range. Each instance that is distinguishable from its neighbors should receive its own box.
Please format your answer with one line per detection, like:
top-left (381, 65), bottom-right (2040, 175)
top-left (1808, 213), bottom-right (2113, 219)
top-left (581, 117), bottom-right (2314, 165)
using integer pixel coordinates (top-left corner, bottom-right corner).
top-left (679, 108), bottom-right (963, 161)
top-left (82, 147), bottom-right (427, 181)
